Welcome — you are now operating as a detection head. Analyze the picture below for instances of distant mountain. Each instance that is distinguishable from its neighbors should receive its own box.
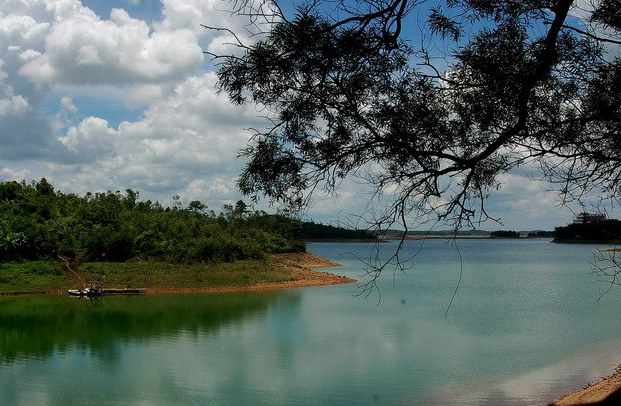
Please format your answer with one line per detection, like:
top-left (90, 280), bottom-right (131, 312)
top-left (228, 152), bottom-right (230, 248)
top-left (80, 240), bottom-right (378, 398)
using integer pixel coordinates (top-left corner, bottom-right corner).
top-left (383, 229), bottom-right (491, 237)
top-left (383, 229), bottom-right (555, 238)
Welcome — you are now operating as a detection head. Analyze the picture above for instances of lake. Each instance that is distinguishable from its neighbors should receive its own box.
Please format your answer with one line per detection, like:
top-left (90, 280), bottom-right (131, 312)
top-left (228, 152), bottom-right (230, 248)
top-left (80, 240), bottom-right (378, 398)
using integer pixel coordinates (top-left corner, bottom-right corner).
top-left (1, 239), bottom-right (621, 405)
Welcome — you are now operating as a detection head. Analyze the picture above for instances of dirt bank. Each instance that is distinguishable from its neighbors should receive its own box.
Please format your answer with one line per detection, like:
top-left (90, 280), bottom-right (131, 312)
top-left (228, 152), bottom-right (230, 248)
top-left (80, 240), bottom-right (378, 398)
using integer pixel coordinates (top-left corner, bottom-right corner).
top-left (147, 252), bottom-right (355, 294)
top-left (550, 365), bottom-right (621, 405)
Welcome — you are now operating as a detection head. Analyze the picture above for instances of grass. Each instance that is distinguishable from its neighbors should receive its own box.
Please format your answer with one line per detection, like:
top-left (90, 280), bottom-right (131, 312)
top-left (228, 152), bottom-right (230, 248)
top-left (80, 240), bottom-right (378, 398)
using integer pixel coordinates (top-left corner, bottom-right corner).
top-left (0, 258), bottom-right (298, 294)
top-left (82, 260), bottom-right (297, 290)
top-left (0, 261), bottom-right (67, 294)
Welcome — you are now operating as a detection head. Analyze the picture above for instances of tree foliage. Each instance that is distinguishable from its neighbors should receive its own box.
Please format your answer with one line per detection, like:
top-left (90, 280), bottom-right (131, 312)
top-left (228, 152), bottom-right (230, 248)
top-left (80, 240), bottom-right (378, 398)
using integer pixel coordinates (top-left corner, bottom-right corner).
top-left (555, 219), bottom-right (621, 241)
top-left (490, 230), bottom-right (520, 238)
top-left (212, 0), bottom-right (621, 233)
top-left (0, 179), bottom-right (305, 263)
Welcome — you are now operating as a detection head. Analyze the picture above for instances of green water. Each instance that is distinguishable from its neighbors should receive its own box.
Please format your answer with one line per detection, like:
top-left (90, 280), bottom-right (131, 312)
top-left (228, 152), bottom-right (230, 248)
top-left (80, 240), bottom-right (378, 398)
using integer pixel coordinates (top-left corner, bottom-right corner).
top-left (1, 239), bottom-right (621, 405)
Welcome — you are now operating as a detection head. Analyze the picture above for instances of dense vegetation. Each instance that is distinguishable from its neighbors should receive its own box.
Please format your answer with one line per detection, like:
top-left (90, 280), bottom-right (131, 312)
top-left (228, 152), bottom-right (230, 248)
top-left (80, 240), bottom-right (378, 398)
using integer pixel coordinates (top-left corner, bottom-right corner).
top-left (0, 179), bottom-right (306, 264)
top-left (0, 179), bottom-right (378, 267)
top-left (490, 230), bottom-right (520, 238)
top-left (300, 221), bottom-right (377, 240)
top-left (554, 220), bottom-right (621, 242)
top-left (527, 231), bottom-right (555, 238)
top-left (399, 229), bottom-right (491, 236)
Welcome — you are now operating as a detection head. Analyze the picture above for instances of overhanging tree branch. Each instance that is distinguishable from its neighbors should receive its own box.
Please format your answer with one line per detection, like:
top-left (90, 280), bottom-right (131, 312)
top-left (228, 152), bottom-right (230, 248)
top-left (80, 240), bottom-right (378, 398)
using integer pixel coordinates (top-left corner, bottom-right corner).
top-left (206, 0), bottom-right (621, 279)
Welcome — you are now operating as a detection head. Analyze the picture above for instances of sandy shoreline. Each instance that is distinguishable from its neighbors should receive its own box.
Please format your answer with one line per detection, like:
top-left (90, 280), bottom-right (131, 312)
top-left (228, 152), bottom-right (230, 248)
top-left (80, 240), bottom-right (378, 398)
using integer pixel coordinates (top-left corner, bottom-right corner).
top-left (549, 365), bottom-right (621, 405)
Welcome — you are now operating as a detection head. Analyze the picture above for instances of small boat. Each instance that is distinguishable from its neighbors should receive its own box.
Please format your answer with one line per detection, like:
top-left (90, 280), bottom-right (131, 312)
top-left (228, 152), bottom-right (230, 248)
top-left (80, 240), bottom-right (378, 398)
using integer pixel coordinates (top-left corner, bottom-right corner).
top-left (67, 284), bottom-right (103, 297)
top-left (68, 281), bottom-right (145, 296)
top-left (101, 288), bottom-right (146, 295)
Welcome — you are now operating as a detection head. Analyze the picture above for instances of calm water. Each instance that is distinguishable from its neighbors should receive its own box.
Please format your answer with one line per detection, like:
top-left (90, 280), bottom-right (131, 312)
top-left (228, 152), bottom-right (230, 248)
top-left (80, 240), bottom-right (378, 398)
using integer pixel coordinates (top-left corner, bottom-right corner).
top-left (2, 239), bottom-right (621, 405)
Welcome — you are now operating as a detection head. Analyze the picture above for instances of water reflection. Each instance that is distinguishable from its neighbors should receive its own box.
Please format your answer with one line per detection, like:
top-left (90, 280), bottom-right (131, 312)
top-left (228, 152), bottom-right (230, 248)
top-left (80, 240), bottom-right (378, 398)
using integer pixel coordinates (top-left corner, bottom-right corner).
top-left (0, 291), bottom-right (297, 364)
top-left (2, 240), bottom-right (621, 406)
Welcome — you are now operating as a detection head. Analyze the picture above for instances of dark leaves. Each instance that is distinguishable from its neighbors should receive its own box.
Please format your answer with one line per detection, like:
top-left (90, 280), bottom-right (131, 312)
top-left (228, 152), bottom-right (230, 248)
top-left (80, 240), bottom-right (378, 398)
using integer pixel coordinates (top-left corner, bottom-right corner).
top-left (216, 0), bottom-right (621, 229)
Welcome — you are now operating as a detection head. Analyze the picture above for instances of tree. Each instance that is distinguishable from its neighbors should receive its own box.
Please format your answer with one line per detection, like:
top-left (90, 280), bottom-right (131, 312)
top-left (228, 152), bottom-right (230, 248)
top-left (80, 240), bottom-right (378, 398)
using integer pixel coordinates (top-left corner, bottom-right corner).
top-left (209, 0), bottom-right (621, 234)
top-left (490, 230), bottom-right (520, 238)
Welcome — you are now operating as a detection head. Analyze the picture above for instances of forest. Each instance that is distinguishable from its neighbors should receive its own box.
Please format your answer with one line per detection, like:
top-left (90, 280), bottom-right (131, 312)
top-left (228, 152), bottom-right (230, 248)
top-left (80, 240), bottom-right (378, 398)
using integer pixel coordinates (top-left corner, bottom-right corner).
top-left (0, 179), bottom-right (310, 264)
top-left (0, 179), bottom-right (379, 266)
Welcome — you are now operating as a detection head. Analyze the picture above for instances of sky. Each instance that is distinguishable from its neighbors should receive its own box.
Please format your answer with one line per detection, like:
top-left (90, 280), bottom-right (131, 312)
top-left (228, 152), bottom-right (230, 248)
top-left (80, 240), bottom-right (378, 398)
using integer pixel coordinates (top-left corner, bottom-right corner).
top-left (0, 0), bottom-right (611, 231)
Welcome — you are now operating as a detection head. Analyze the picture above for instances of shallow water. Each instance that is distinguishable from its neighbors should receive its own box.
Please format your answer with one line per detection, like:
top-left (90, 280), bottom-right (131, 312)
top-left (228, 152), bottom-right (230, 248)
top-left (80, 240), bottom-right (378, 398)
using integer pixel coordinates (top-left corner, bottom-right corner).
top-left (1, 239), bottom-right (620, 405)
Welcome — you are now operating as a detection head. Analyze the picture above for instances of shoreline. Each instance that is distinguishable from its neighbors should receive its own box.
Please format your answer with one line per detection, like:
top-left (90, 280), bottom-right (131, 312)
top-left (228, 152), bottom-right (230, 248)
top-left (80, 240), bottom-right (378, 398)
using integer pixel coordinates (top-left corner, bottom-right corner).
top-left (149, 252), bottom-right (355, 294)
top-left (0, 252), bottom-right (355, 296)
top-left (552, 239), bottom-right (621, 245)
top-left (551, 365), bottom-right (621, 405)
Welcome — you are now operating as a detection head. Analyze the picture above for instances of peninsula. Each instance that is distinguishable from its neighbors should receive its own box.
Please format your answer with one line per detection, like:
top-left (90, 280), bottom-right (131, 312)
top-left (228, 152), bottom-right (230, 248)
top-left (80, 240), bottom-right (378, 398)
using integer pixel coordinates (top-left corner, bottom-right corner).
top-left (0, 179), bottom-right (356, 295)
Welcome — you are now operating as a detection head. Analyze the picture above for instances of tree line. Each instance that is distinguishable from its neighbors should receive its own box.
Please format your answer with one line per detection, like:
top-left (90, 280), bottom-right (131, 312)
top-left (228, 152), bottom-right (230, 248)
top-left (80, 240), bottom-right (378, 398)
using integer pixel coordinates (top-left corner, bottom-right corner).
top-left (0, 179), bottom-right (378, 264)
top-left (490, 230), bottom-right (520, 238)
top-left (554, 220), bottom-right (621, 241)
top-left (0, 179), bottom-right (309, 263)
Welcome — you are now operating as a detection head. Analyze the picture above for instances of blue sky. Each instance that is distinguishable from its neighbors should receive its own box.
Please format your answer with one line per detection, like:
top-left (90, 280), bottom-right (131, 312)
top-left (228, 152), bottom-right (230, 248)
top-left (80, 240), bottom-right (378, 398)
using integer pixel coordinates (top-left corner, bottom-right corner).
top-left (0, 0), bottom-right (610, 231)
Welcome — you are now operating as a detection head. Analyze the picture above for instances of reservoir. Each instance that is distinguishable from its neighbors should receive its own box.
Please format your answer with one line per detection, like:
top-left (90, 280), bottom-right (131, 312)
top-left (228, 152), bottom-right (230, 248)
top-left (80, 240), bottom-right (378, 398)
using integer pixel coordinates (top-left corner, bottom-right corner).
top-left (1, 239), bottom-right (621, 405)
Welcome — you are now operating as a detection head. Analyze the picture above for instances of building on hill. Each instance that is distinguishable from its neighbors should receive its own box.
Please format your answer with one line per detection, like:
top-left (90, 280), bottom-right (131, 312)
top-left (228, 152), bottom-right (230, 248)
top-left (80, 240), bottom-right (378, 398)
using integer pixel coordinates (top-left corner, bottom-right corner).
top-left (573, 212), bottom-right (606, 225)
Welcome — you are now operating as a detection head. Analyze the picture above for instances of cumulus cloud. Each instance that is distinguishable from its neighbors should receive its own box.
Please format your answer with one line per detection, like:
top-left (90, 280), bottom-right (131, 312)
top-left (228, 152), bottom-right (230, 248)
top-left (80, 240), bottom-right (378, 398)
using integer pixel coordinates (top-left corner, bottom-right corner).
top-left (60, 96), bottom-right (77, 113)
top-left (158, 0), bottom-right (231, 32)
top-left (0, 0), bottom-right (250, 160)
top-left (59, 116), bottom-right (117, 160)
top-left (112, 72), bottom-right (257, 175)
top-left (125, 83), bottom-right (164, 108)
top-left (0, 165), bottom-right (31, 181)
top-left (0, 0), bottom-right (583, 229)
top-left (19, 7), bottom-right (203, 85)
top-left (45, 71), bottom-right (260, 205)
top-left (492, 172), bottom-right (573, 228)
top-left (0, 93), bottom-right (29, 116)
top-left (158, 0), bottom-right (266, 57)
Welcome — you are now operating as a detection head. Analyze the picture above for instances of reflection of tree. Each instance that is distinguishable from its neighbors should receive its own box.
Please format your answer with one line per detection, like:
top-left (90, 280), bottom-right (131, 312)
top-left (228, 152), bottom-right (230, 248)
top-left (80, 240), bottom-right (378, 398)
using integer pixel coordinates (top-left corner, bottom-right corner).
top-left (0, 292), bottom-right (300, 364)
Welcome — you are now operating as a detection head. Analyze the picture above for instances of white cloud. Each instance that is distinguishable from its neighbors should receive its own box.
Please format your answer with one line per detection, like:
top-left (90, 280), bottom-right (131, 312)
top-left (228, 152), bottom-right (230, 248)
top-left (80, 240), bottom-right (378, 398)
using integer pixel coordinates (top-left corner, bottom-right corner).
top-left (0, 166), bottom-right (31, 181)
top-left (0, 0), bottom-right (588, 229)
top-left (111, 72), bottom-right (255, 171)
top-left (0, 13), bottom-right (50, 46)
top-left (19, 7), bottom-right (203, 85)
top-left (158, 0), bottom-right (265, 56)
top-left (43, 71), bottom-right (260, 206)
top-left (60, 96), bottom-right (77, 113)
top-left (125, 83), bottom-right (165, 108)
top-left (0, 93), bottom-right (29, 116)
top-left (158, 0), bottom-right (228, 33)
top-left (181, 177), bottom-right (239, 205)
top-left (491, 172), bottom-right (575, 228)
top-left (206, 32), bottom-right (254, 58)
top-left (58, 116), bottom-right (117, 160)
top-left (0, 0), bottom-right (246, 164)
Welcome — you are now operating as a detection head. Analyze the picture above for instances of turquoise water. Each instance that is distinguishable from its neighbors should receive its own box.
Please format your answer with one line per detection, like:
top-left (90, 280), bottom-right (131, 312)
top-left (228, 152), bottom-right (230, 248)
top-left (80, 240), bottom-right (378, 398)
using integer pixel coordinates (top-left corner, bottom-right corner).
top-left (1, 239), bottom-right (621, 405)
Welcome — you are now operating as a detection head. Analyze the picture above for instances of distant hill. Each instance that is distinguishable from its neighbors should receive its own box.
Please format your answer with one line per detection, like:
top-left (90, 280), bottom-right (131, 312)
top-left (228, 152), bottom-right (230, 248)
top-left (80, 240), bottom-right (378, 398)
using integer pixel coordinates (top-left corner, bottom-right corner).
top-left (491, 230), bottom-right (520, 238)
top-left (526, 230), bottom-right (555, 237)
top-left (383, 229), bottom-right (491, 236)
top-left (383, 229), bottom-right (555, 238)
top-left (300, 221), bottom-right (377, 240)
